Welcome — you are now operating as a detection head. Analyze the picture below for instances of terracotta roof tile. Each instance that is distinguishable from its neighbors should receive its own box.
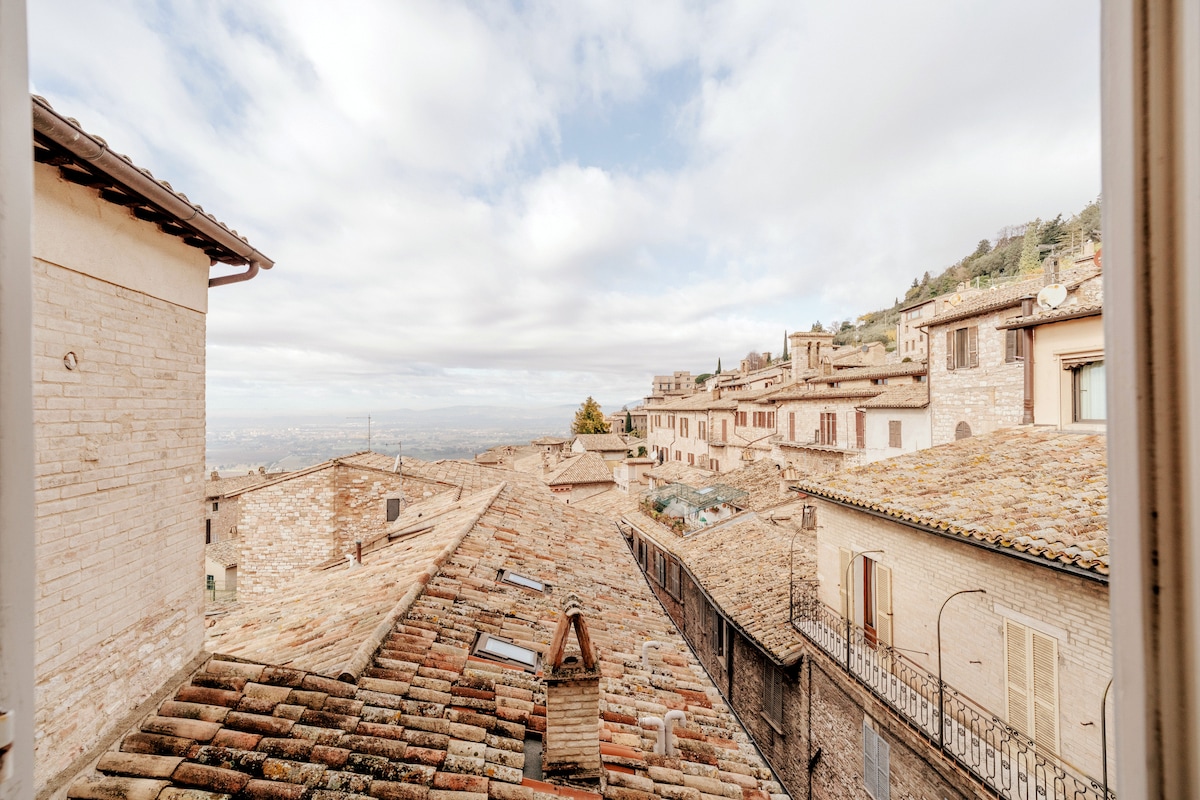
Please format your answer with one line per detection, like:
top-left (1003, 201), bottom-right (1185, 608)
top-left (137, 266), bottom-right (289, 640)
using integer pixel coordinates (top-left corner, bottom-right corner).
top-left (644, 462), bottom-right (715, 485)
top-left (997, 301), bottom-right (1104, 329)
top-left (569, 434), bottom-right (629, 452)
top-left (205, 539), bottom-right (240, 569)
top-left (923, 265), bottom-right (1101, 328)
top-left (794, 427), bottom-right (1108, 575)
top-left (544, 454), bottom-right (614, 486)
top-left (806, 361), bottom-right (927, 384)
top-left (858, 384), bottom-right (929, 409)
top-left (72, 462), bottom-right (787, 800)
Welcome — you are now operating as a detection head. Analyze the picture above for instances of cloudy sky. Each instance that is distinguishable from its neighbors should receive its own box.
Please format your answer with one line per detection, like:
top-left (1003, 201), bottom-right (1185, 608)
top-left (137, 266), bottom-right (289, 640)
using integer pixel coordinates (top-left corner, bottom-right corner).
top-left (29, 1), bottom-right (1100, 416)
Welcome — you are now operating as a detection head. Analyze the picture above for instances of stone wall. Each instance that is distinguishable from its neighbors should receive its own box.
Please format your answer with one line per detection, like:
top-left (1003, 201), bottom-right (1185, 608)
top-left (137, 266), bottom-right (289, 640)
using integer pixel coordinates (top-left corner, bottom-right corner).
top-left (32, 259), bottom-right (206, 784)
top-left (928, 308), bottom-right (1025, 445)
top-left (237, 464), bottom-right (407, 597)
top-left (204, 488), bottom-right (240, 543)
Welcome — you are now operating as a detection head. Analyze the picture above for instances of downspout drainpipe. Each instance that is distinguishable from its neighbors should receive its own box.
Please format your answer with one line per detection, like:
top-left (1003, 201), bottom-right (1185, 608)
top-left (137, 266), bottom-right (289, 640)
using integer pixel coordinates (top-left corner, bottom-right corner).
top-left (1021, 296), bottom-right (1035, 424)
top-left (208, 260), bottom-right (261, 288)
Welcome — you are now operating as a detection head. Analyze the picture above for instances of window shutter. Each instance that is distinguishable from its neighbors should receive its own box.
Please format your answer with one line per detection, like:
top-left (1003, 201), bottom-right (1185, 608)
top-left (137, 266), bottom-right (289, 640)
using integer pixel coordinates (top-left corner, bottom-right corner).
top-left (1031, 631), bottom-right (1060, 754)
top-left (967, 325), bottom-right (979, 368)
top-left (888, 420), bottom-right (902, 448)
top-left (1005, 329), bottom-right (1017, 362)
top-left (839, 548), bottom-right (852, 619)
top-left (1004, 620), bottom-right (1031, 736)
top-left (875, 733), bottom-right (890, 800)
top-left (862, 718), bottom-right (877, 796)
top-left (875, 565), bottom-right (893, 648)
top-left (945, 330), bottom-right (955, 371)
top-left (789, 412), bottom-right (796, 441)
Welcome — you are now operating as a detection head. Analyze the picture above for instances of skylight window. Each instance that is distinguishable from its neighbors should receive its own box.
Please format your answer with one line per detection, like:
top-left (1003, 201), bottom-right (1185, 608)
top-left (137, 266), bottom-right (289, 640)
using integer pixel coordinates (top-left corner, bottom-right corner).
top-left (473, 633), bottom-right (539, 671)
top-left (498, 568), bottom-right (546, 593)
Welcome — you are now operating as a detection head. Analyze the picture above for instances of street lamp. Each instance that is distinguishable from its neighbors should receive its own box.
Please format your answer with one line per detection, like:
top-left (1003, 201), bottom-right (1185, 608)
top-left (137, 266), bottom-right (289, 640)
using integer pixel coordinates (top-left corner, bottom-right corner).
top-left (844, 550), bottom-right (884, 668)
top-left (936, 588), bottom-right (986, 749)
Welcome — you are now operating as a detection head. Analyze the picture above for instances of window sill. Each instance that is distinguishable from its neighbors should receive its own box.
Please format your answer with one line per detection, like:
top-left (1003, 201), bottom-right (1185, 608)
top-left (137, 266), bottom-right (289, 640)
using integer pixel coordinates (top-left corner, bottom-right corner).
top-left (759, 711), bottom-right (786, 736)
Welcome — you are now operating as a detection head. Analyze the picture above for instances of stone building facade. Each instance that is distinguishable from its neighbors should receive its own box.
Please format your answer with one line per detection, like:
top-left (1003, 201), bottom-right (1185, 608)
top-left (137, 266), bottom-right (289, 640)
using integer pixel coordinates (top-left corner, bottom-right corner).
top-left (232, 454), bottom-right (422, 597)
top-left (29, 96), bottom-right (271, 789)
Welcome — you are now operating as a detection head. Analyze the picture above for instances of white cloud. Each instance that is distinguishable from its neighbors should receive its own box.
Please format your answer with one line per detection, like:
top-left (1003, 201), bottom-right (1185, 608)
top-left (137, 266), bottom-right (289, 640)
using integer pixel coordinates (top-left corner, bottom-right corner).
top-left (28, 0), bottom-right (1100, 413)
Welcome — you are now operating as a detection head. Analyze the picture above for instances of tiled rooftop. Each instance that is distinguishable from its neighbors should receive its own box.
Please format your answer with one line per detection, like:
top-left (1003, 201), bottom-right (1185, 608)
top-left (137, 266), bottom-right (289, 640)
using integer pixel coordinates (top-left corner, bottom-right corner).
top-left (206, 540), bottom-right (240, 569)
top-left (997, 301), bottom-right (1104, 330)
top-left (857, 384), bottom-right (929, 409)
top-left (763, 386), bottom-right (884, 403)
top-left (208, 473), bottom-right (289, 499)
top-left (544, 454), bottom-right (614, 487)
top-left (72, 462), bottom-right (787, 800)
top-left (805, 361), bottom-right (927, 385)
top-left (571, 489), bottom-right (643, 518)
top-left (794, 427), bottom-right (1109, 575)
top-left (206, 486), bottom-right (499, 678)
top-left (644, 462), bottom-right (716, 486)
top-left (630, 506), bottom-right (814, 665)
top-left (922, 265), bottom-right (1102, 328)
top-left (569, 433), bottom-right (629, 453)
top-left (710, 461), bottom-right (790, 513)
top-left (657, 394), bottom-right (737, 412)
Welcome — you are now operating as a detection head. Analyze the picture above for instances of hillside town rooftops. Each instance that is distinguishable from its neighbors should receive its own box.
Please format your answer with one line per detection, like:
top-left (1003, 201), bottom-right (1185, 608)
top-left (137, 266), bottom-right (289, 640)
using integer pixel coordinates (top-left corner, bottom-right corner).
top-left (205, 539), bottom-right (240, 570)
top-left (764, 386), bottom-right (885, 402)
top-left (71, 462), bottom-right (787, 800)
top-left (645, 461), bottom-right (715, 485)
top-left (545, 453), bottom-right (614, 486)
top-left (221, 452), bottom-right (454, 499)
top-left (32, 95), bottom-right (272, 277)
top-left (714, 459), bottom-right (791, 512)
top-left (793, 427), bottom-right (1108, 576)
top-left (857, 384), bottom-right (930, 409)
top-left (206, 471), bottom-right (289, 499)
top-left (921, 264), bottom-right (1102, 328)
top-left (657, 392), bottom-right (738, 411)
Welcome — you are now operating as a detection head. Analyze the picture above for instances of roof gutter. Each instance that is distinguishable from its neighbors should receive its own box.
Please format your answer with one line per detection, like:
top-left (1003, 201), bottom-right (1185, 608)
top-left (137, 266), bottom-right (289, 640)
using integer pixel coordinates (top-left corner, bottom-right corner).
top-left (30, 97), bottom-right (274, 287)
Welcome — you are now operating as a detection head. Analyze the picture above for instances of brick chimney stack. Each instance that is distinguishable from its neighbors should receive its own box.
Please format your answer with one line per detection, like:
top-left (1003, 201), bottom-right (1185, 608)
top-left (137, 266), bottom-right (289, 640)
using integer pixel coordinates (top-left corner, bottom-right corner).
top-left (543, 593), bottom-right (601, 781)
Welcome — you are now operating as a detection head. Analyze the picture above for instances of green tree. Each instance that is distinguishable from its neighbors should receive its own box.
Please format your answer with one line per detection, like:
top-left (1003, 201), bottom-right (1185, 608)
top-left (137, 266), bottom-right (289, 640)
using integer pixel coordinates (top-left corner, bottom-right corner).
top-left (625, 409), bottom-right (633, 433)
top-left (1018, 219), bottom-right (1043, 274)
top-left (810, 321), bottom-right (824, 332)
top-left (572, 396), bottom-right (610, 434)
top-left (716, 358), bottom-right (722, 374)
top-left (782, 331), bottom-right (789, 360)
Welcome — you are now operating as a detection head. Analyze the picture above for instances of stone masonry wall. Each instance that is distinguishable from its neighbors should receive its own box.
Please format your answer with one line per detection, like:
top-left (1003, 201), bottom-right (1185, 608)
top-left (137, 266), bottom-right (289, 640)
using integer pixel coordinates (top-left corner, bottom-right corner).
top-left (236, 469), bottom-right (339, 597)
top-left (332, 464), bottom-right (408, 552)
top-left (205, 489), bottom-right (240, 542)
top-left (32, 260), bottom-right (206, 785)
top-left (928, 308), bottom-right (1025, 445)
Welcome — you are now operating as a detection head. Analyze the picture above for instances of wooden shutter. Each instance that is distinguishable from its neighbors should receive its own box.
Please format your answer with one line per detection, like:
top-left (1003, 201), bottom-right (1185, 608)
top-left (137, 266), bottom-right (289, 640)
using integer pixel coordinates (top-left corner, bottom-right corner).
top-left (839, 548), bottom-right (852, 618)
top-left (1030, 630), bottom-right (1060, 754)
top-left (722, 419), bottom-right (727, 440)
top-left (789, 412), bottom-right (796, 441)
top-left (855, 411), bottom-right (866, 449)
top-left (888, 420), bottom-right (902, 448)
top-left (1005, 329), bottom-right (1018, 362)
top-left (875, 565), bottom-right (893, 647)
top-left (1004, 620), bottom-right (1031, 736)
top-left (945, 330), bottom-right (956, 371)
top-left (967, 325), bottom-right (979, 368)
top-left (763, 663), bottom-right (783, 725)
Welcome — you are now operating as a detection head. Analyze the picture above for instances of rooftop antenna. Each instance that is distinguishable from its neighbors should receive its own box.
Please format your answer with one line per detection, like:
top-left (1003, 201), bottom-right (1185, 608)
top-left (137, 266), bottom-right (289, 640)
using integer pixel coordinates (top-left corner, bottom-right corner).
top-left (385, 440), bottom-right (409, 507)
top-left (346, 414), bottom-right (372, 451)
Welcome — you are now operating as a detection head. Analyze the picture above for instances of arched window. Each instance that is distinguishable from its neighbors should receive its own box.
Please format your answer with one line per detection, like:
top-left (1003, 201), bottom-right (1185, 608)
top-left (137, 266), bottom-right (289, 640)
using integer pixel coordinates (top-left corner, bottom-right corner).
top-left (955, 421), bottom-right (972, 440)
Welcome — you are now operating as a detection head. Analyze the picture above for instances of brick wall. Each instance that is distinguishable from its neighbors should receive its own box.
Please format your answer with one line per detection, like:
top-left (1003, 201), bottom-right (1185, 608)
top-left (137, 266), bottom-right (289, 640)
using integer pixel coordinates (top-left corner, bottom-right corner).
top-left (928, 309), bottom-right (1025, 445)
top-left (815, 500), bottom-right (1113, 779)
top-left (32, 259), bottom-right (206, 783)
top-left (204, 488), bottom-right (240, 542)
top-left (237, 464), bottom-right (407, 596)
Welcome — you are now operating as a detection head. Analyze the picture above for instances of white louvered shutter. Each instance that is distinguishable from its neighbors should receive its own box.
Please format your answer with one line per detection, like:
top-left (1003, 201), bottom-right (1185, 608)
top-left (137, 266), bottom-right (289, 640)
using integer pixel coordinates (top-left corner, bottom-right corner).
top-left (839, 548), bottom-right (852, 619)
top-left (862, 718), bottom-right (876, 796)
top-left (1031, 630), bottom-right (1060, 754)
top-left (875, 732), bottom-right (890, 800)
top-left (875, 565), bottom-right (893, 647)
top-left (1004, 619), bottom-right (1030, 735)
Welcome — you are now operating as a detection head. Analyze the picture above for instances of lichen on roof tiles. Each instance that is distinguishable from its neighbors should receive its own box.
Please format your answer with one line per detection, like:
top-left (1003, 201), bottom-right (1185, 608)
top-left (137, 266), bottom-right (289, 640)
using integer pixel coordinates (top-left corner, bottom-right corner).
top-left (795, 427), bottom-right (1108, 574)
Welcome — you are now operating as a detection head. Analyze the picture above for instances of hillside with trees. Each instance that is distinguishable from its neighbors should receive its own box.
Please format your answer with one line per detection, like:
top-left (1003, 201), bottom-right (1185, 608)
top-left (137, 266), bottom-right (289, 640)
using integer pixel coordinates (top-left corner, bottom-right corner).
top-left (829, 198), bottom-right (1101, 349)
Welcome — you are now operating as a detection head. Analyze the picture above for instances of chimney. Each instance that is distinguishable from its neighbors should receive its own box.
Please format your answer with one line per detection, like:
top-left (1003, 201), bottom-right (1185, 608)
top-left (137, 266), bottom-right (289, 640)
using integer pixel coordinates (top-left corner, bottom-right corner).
top-left (258, 466), bottom-right (267, 475)
top-left (210, 470), bottom-right (219, 481)
top-left (543, 594), bottom-right (602, 781)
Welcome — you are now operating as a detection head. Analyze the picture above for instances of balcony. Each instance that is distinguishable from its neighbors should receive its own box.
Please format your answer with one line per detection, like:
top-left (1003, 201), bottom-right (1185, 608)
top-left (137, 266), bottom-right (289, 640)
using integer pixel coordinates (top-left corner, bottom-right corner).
top-left (789, 581), bottom-right (1112, 800)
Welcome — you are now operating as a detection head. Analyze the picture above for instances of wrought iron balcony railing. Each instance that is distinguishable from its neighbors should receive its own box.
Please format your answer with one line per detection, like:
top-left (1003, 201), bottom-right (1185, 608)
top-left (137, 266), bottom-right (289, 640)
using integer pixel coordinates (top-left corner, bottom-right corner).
top-left (789, 581), bottom-right (1113, 800)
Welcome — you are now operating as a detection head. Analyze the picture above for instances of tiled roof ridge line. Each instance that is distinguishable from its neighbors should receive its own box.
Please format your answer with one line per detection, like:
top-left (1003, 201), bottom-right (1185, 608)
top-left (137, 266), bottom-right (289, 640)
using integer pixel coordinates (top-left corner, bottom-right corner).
top-left (335, 481), bottom-right (507, 682)
top-left (801, 489), bottom-right (1109, 582)
top-left (221, 457), bottom-right (344, 497)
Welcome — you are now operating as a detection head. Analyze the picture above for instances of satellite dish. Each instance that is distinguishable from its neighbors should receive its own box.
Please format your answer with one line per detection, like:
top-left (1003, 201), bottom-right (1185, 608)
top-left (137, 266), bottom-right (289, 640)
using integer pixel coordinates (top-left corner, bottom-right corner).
top-left (948, 293), bottom-right (963, 306)
top-left (1037, 283), bottom-right (1068, 310)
